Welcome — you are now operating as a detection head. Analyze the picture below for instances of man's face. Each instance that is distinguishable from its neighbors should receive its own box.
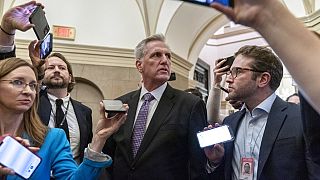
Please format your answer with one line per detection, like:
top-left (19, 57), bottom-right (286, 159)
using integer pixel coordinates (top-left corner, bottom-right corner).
top-left (43, 56), bottom-right (71, 89)
top-left (226, 54), bottom-right (258, 102)
top-left (136, 40), bottom-right (171, 86)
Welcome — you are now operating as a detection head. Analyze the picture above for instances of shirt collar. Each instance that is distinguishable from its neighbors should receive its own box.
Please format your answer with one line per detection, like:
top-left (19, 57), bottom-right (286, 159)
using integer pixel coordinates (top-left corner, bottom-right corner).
top-left (244, 93), bottom-right (277, 116)
top-left (47, 93), bottom-right (71, 106)
top-left (140, 82), bottom-right (167, 101)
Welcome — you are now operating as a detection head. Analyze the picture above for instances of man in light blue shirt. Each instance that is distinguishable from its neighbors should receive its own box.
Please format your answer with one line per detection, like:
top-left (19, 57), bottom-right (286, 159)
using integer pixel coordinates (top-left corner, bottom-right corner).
top-left (205, 45), bottom-right (311, 180)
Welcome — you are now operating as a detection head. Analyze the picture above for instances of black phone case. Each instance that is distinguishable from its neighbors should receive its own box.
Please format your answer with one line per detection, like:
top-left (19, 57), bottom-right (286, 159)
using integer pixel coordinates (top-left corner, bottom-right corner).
top-left (217, 56), bottom-right (235, 72)
top-left (29, 6), bottom-right (50, 40)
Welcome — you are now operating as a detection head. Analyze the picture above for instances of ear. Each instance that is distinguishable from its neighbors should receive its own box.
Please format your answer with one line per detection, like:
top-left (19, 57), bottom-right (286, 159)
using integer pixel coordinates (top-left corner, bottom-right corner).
top-left (136, 59), bottom-right (143, 73)
top-left (69, 74), bottom-right (73, 83)
top-left (257, 72), bottom-right (271, 88)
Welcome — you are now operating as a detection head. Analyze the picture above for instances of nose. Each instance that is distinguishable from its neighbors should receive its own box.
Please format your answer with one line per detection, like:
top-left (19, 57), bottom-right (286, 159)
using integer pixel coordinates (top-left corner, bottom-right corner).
top-left (225, 73), bottom-right (234, 84)
top-left (160, 55), bottom-right (170, 64)
top-left (53, 66), bottom-right (61, 72)
top-left (21, 84), bottom-right (35, 94)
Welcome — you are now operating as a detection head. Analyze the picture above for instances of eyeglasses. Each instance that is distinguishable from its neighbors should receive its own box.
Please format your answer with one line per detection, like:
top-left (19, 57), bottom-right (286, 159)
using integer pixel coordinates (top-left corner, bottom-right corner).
top-left (1, 79), bottom-right (38, 92)
top-left (226, 67), bottom-right (264, 79)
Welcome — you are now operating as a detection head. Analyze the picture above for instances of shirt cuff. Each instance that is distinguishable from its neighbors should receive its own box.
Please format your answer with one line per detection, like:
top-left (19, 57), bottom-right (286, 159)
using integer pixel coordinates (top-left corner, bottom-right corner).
top-left (84, 143), bottom-right (111, 162)
top-left (206, 159), bottom-right (220, 173)
top-left (0, 44), bottom-right (14, 53)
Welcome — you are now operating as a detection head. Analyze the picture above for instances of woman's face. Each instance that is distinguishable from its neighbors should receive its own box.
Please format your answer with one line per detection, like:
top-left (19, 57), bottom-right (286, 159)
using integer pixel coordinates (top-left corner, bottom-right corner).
top-left (0, 66), bottom-right (37, 113)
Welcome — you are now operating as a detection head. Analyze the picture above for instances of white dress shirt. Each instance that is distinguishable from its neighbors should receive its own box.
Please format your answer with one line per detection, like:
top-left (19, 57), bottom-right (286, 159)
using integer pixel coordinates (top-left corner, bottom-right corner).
top-left (47, 93), bottom-right (81, 163)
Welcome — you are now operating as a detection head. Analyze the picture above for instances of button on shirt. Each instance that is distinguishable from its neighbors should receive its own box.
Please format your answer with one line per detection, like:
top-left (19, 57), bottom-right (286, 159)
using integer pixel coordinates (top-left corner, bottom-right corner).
top-left (232, 93), bottom-right (276, 180)
top-left (47, 93), bottom-right (81, 163)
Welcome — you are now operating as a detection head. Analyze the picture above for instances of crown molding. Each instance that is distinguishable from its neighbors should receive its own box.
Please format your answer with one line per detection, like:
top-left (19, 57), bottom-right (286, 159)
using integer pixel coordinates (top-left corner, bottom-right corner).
top-left (15, 39), bottom-right (193, 78)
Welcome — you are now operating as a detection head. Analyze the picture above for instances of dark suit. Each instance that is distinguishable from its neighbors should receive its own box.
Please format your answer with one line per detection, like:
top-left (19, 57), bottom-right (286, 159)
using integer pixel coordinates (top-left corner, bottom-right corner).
top-left (38, 90), bottom-right (93, 162)
top-left (103, 85), bottom-right (208, 180)
top-left (299, 93), bottom-right (320, 177)
top-left (215, 96), bottom-right (310, 180)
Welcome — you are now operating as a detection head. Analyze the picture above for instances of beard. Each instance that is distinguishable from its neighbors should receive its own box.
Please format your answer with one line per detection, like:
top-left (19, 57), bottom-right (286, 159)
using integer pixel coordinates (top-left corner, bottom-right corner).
top-left (43, 77), bottom-right (68, 89)
top-left (227, 82), bottom-right (256, 102)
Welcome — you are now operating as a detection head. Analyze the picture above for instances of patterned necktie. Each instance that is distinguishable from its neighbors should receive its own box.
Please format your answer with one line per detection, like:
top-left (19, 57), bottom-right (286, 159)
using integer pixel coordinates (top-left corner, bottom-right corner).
top-left (55, 99), bottom-right (69, 141)
top-left (132, 93), bottom-right (155, 157)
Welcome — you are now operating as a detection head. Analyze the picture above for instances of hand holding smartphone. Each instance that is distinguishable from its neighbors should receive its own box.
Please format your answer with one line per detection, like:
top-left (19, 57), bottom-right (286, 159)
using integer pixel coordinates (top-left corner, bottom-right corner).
top-left (197, 125), bottom-right (234, 148)
top-left (180, 0), bottom-right (233, 8)
top-left (217, 56), bottom-right (235, 72)
top-left (0, 136), bottom-right (41, 179)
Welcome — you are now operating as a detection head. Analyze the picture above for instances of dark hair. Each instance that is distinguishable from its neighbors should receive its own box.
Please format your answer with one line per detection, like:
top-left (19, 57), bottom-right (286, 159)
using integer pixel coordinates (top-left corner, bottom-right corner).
top-left (286, 93), bottom-right (299, 101)
top-left (47, 52), bottom-right (75, 92)
top-left (184, 88), bottom-right (203, 99)
top-left (235, 45), bottom-right (283, 91)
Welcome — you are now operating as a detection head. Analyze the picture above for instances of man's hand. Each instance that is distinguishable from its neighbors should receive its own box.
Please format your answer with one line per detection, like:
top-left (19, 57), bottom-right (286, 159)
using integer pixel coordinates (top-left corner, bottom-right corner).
top-left (214, 58), bottom-right (230, 87)
top-left (210, 0), bottom-right (275, 28)
top-left (203, 124), bottom-right (225, 163)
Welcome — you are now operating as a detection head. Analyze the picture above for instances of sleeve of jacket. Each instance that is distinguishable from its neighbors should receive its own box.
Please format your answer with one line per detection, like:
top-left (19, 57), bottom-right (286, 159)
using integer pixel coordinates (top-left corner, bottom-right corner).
top-left (0, 47), bottom-right (16, 60)
top-left (49, 129), bottom-right (112, 180)
top-left (299, 93), bottom-right (320, 165)
top-left (188, 98), bottom-right (210, 180)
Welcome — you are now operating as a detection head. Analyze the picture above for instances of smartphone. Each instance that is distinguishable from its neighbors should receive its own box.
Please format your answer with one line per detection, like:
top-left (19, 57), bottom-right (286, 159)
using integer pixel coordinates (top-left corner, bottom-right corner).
top-left (197, 125), bottom-right (234, 148)
top-left (180, 0), bottom-right (234, 7)
top-left (102, 100), bottom-right (126, 113)
top-left (40, 33), bottom-right (53, 59)
top-left (29, 6), bottom-right (50, 40)
top-left (217, 56), bottom-right (235, 72)
top-left (0, 136), bottom-right (41, 179)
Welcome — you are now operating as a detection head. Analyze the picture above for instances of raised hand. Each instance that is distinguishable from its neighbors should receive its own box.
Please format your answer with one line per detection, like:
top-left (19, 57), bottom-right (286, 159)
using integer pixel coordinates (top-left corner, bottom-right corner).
top-left (1, 1), bottom-right (43, 34)
top-left (214, 58), bottom-right (230, 87)
top-left (90, 102), bottom-right (128, 152)
top-left (211, 0), bottom-right (275, 28)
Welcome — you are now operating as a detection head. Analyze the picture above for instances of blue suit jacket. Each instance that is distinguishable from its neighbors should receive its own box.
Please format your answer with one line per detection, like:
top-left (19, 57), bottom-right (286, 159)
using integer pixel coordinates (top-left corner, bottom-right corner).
top-left (215, 96), bottom-right (310, 180)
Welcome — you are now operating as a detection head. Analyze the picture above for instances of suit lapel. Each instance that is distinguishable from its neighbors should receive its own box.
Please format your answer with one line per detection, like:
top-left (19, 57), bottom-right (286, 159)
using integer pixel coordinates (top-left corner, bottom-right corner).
top-left (132, 85), bottom-right (175, 164)
top-left (38, 92), bottom-right (52, 125)
top-left (257, 97), bottom-right (287, 179)
top-left (122, 90), bottom-right (141, 163)
top-left (71, 99), bottom-right (87, 153)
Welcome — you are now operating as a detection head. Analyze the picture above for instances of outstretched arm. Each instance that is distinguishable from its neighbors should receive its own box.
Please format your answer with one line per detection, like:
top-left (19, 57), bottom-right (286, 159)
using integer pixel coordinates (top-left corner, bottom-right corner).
top-left (0, 1), bottom-right (41, 46)
top-left (212, 0), bottom-right (320, 113)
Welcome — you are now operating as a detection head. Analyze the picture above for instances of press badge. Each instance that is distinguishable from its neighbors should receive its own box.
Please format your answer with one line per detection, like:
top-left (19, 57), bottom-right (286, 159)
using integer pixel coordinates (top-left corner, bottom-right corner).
top-left (240, 157), bottom-right (254, 180)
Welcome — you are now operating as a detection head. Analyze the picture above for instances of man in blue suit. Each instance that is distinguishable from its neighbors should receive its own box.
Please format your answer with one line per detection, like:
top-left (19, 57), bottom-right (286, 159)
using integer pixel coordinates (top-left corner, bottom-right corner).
top-left (205, 45), bottom-right (311, 180)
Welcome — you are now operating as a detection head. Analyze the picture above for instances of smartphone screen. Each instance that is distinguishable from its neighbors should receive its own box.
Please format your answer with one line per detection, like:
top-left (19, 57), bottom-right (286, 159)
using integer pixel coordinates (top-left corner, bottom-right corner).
top-left (0, 136), bottom-right (41, 179)
top-left (40, 33), bottom-right (53, 59)
top-left (29, 6), bottom-right (50, 40)
top-left (181, 0), bottom-right (233, 7)
top-left (197, 125), bottom-right (234, 148)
